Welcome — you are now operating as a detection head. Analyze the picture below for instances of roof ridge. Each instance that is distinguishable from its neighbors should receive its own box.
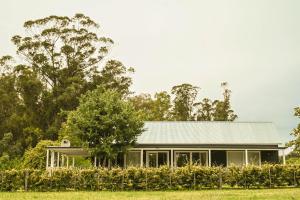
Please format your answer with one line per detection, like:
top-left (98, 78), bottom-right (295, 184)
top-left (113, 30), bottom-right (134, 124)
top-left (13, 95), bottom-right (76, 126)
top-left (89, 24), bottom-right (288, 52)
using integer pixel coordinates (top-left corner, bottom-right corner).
top-left (144, 121), bottom-right (273, 123)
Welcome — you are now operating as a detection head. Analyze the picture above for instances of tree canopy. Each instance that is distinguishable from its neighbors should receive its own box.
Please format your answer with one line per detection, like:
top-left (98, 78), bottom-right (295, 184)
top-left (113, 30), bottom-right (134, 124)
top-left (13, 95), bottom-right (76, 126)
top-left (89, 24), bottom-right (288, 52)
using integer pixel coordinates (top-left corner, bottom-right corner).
top-left (171, 83), bottom-right (199, 121)
top-left (0, 14), bottom-right (133, 162)
top-left (290, 107), bottom-right (300, 154)
top-left (130, 82), bottom-right (238, 122)
top-left (60, 87), bottom-right (144, 167)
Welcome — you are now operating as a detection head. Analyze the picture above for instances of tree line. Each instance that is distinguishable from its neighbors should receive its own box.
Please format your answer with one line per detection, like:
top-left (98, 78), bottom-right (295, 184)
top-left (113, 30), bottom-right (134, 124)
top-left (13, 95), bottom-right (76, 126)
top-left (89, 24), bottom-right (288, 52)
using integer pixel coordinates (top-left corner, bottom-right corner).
top-left (129, 82), bottom-right (237, 122)
top-left (0, 14), bottom-right (237, 168)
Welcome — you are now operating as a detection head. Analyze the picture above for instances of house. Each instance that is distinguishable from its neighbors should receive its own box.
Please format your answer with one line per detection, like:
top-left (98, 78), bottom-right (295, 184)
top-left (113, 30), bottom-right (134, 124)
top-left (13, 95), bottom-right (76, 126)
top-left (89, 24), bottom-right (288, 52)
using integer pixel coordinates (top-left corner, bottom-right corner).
top-left (46, 121), bottom-right (286, 169)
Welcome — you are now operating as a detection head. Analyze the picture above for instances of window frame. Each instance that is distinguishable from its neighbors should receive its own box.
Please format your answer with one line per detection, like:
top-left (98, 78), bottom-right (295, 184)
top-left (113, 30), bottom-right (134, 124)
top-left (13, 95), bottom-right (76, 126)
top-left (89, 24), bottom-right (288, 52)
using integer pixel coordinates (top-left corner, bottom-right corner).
top-left (174, 151), bottom-right (208, 167)
top-left (227, 150), bottom-right (245, 166)
top-left (248, 150), bottom-right (261, 166)
top-left (126, 151), bottom-right (141, 167)
top-left (146, 151), bottom-right (169, 167)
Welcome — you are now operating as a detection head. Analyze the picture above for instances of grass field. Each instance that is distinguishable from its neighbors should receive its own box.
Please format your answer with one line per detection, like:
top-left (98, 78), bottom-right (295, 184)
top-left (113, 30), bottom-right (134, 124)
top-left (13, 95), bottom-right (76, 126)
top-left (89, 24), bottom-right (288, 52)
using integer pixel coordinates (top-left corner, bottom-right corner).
top-left (0, 189), bottom-right (300, 200)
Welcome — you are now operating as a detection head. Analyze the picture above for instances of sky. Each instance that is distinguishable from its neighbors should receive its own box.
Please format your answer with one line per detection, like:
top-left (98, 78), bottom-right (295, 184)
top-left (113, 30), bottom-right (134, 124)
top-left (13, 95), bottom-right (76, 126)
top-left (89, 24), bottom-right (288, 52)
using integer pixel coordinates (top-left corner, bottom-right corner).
top-left (0, 0), bottom-right (299, 143)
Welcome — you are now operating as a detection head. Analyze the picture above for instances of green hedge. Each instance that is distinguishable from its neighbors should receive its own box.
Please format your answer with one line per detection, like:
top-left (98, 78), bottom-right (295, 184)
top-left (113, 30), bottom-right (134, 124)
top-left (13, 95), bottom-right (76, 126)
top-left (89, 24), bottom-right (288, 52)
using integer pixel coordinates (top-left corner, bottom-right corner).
top-left (0, 165), bottom-right (300, 191)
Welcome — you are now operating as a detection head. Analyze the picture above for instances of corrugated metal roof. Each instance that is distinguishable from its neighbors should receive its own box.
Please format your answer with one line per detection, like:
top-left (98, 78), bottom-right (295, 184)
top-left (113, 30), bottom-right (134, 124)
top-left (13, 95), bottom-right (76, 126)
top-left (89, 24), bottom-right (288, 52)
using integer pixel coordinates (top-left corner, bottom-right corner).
top-left (136, 121), bottom-right (283, 145)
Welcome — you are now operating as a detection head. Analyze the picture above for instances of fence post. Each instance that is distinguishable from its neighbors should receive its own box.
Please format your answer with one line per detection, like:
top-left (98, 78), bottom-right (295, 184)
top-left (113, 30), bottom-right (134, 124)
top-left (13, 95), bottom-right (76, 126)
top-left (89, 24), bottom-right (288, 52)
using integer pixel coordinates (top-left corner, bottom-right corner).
top-left (121, 172), bottom-right (124, 191)
top-left (269, 167), bottom-right (272, 188)
top-left (24, 170), bottom-right (28, 191)
top-left (169, 170), bottom-right (172, 190)
top-left (294, 169), bottom-right (297, 187)
top-left (0, 172), bottom-right (2, 191)
top-left (218, 170), bottom-right (222, 189)
top-left (145, 170), bottom-right (148, 191)
top-left (193, 172), bottom-right (196, 190)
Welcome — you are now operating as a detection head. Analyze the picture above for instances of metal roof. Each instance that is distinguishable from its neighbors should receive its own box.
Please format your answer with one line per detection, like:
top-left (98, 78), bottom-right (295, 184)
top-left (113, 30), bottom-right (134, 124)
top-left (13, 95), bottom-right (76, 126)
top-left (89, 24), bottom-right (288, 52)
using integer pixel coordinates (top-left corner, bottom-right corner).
top-left (136, 121), bottom-right (283, 146)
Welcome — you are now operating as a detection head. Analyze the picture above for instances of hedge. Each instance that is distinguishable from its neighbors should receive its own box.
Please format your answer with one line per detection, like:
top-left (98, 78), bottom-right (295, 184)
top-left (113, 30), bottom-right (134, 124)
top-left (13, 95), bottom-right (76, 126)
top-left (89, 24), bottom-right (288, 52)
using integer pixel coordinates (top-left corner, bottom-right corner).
top-left (0, 164), bottom-right (300, 191)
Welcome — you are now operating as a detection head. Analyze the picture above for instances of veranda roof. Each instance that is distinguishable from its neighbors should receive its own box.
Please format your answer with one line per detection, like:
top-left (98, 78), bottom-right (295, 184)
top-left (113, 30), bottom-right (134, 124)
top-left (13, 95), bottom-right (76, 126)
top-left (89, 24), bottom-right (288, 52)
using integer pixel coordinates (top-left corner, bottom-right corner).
top-left (47, 146), bottom-right (90, 156)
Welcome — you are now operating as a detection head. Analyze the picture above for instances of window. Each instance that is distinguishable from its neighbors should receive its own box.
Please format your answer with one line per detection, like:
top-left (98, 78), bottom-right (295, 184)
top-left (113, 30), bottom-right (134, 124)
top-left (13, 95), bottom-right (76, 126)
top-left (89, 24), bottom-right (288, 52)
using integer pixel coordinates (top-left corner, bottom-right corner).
top-left (126, 151), bottom-right (140, 167)
top-left (227, 151), bottom-right (245, 166)
top-left (192, 152), bottom-right (207, 166)
top-left (176, 152), bottom-right (190, 167)
top-left (175, 151), bottom-right (208, 167)
top-left (146, 151), bottom-right (169, 167)
top-left (248, 151), bottom-right (260, 165)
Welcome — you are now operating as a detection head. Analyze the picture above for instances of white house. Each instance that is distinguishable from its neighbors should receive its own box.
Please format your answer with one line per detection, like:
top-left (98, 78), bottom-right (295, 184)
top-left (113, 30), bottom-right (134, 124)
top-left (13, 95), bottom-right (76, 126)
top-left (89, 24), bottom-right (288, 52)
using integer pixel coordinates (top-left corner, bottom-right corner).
top-left (46, 121), bottom-right (286, 169)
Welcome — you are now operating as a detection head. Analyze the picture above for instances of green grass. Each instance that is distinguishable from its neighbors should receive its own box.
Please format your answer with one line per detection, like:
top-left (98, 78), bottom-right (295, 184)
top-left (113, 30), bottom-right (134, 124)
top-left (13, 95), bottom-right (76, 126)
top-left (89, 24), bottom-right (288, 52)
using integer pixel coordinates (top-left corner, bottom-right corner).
top-left (0, 189), bottom-right (300, 200)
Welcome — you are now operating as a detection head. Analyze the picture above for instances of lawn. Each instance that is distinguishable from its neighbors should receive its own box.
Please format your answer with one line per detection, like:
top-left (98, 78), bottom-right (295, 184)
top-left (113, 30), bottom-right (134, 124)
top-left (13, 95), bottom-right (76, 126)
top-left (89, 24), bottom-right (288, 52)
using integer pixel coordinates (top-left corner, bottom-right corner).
top-left (0, 189), bottom-right (300, 200)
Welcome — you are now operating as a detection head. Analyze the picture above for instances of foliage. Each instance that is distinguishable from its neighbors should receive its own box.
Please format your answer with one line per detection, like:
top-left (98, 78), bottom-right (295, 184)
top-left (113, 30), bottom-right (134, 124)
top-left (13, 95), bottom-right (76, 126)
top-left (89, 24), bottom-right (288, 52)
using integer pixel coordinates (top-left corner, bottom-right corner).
top-left (0, 14), bottom-right (133, 162)
top-left (129, 92), bottom-right (171, 121)
top-left (21, 140), bottom-right (58, 170)
top-left (171, 83), bottom-right (199, 121)
top-left (0, 165), bottom-right (300, 191)
top-left (290, 107), bottom-right (300, 154)
top-left (60, 87), bottom-right (144, 166)
top-left (96, 60), bottom-right (134, 97)
top-left (194, 98), bottom-right (214, 121)
top-left (130, 83), bottom-right (237, 122)
top-left (212, 82), bottom-right (237, 121)
top-left (286, 157), bottom-right (300, 165)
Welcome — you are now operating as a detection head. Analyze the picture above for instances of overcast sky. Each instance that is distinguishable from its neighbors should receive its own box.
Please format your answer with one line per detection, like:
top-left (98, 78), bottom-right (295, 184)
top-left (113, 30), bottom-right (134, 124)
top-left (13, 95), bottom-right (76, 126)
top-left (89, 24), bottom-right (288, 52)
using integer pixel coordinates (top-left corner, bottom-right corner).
top-left (0, 0), bottom-right (299, 142)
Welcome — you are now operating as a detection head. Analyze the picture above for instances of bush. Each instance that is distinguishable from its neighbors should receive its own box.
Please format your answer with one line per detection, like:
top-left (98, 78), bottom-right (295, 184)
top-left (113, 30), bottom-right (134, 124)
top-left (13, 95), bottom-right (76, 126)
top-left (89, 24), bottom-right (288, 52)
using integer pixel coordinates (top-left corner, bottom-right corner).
top-left (22, 140), bottom-right (58, 170)
top-left (0, 164), bottom-right (300, 191)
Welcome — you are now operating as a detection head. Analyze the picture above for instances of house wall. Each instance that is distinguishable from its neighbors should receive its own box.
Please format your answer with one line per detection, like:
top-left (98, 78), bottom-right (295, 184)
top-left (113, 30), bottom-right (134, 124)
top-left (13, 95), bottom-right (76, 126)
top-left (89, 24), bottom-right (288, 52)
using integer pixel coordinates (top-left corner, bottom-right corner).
top-left (124, 148), bottom-right (283, 168)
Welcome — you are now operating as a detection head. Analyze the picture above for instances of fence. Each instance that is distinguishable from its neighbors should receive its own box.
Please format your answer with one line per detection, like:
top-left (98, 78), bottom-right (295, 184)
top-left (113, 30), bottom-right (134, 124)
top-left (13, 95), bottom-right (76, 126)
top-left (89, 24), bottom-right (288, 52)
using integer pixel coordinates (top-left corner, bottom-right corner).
top-left (0, 164), bottom-right (300, 191)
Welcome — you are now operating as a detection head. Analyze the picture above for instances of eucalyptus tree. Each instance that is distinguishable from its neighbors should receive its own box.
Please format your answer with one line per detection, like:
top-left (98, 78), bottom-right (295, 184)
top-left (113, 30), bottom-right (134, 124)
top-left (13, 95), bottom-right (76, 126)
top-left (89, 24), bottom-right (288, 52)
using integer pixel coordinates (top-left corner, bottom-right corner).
top-left (212, 82), bottom-right (237, 121)
top-left (10, 14), bottom-right (115, 134)
top-left (290, 107), bottom-right (300, 154)
top-left (0, 14), bottom-right (134, 161)
top-left (194, 98), bottom-right (214, 121)
top-left (171, 83), bottom-right (199, 121)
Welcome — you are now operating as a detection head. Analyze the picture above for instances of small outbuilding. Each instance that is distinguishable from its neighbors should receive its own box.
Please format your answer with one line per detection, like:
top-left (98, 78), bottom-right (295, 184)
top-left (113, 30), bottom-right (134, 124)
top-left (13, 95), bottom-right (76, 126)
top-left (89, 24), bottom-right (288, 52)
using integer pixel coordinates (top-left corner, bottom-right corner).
top-left (46, 121), bottom-right (286, 169)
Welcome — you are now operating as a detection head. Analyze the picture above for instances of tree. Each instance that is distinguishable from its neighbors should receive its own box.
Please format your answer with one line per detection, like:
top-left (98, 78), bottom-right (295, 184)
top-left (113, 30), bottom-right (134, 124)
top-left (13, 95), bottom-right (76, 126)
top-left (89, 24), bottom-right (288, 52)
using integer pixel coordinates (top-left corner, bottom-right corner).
top-left (9, 14), bottom-right (114, 139)
top-left (152, 91), bottom-right (172, 121)
top-left (11, 14), bottom-right (113, 90)
top-left (212, 82), bottom-right (237, 121)
top-left (290, 107), bottom-right (300, 154)
top-left (60, 87), bottom-right (144, 167)
top-left (194, 98), bottom-right (213, 121)
top-left (129, 91), bottom-right (171, 121)
top-left (0, 14), bottom-right (134, 161)
top-left (129, 93), bottom-right (155, 120)
top-left (95, 60), bottom-right (134, 97)
top-left (171, 83), bottom-right (199, 121)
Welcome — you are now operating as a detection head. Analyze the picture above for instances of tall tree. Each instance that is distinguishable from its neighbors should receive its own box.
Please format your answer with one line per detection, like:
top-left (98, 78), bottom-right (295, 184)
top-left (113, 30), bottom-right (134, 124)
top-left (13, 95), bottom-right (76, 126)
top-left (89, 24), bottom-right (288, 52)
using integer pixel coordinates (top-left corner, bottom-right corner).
top-left (60, 87), bottom-right (144, 167)
top-left (129, 91), bottom-right (171, 121)
top-left (171, 83), bottom-right (199, 121)
top-left (212, 82), bottom-right (237, 121)
top-left (95, 60), bottom-right (134, 97)
top-left (152, 91), bottom-right (172, 121)
top-left (194, 98), bottom-right (213, 121)
top-left (11, 14), bottom-right (113, 90)
top-left (0, 14), bottom-right (134, 160)
top-left (9, 14), bottom-right (114, 138)
top-left (129, 93), bottom-right (155, 121)
top-left (290, 107), bottom-right (300, 154)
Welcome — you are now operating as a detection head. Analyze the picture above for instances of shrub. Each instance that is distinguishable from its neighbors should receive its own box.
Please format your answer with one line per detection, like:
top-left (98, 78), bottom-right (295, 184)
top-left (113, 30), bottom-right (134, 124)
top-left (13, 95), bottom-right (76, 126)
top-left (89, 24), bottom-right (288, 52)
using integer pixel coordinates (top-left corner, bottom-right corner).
top-left (21, 140), bottom-right (58, 170)
top-left (0, 164), bottom-right (300, 191)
